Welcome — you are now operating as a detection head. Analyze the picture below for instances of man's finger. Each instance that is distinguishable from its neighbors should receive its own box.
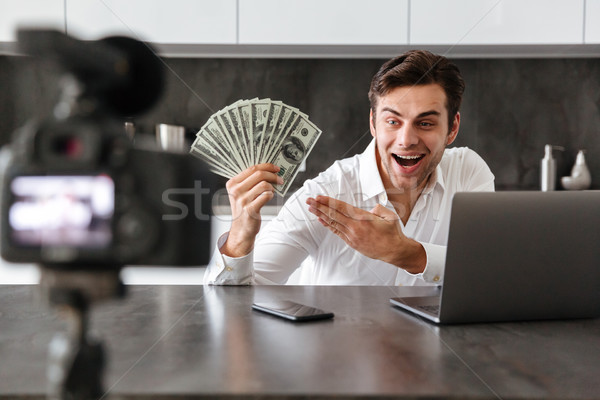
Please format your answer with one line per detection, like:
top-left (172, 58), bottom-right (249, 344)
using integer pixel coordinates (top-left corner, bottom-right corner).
top-left (311, 195), bottom-right (375, 221)
top-left (370, 204), bottom-right (399, 221)
top-left (307, 197), bottom-right (348, 227)
top-left (313, 195), bottom-right (354, 217)
top-left (227, 164), bottom-right (283, 197)
top-left (322, 219), bottom-right (349, 242)
top-left (228, 163), bottom-right (280, 186)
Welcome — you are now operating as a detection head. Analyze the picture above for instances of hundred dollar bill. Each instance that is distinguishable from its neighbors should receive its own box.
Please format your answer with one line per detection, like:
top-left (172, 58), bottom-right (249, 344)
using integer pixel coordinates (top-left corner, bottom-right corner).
top-left (257, 100), bottom-right (283, 163)
top-left (270, 115), bottom-right (322, 196)
top-left (265, 105), bottom-right (299, 163)
top-left (215, 109), bottom-right (250, 170)
top-left (189, 150), bottom-right (235, 179)
top-left (191, 126), bottom-right (240, 170)
top-left (250, 99), bottom-right (271, 164)
top-left (190, 98), bottom-right (322, 196)
top-left (237, 100), bottom-right (254, 165)
top-left (205, 116), bottom-right (245, 172)
top-left (190, 136), bottom-right (236, 178)
top-left (225, 104), bottom-right (252, 168)
top-left (193, 124), bottom-right (239, 170)
top-left (217, 110), bottom-right (247, 169)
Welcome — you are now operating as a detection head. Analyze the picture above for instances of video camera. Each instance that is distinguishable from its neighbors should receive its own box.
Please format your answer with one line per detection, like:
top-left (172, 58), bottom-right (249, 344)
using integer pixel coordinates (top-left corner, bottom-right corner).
top-left (0, 29), bottom-right (217, 399)
top-left (0, 28), bottom-right (217, 399)
top-left (0, 29), bottom-right (214, 269)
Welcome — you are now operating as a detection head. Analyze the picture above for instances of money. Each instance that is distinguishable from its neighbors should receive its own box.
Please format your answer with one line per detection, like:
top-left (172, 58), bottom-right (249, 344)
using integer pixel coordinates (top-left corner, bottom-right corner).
top-left (190, 98), bottom-right (322, 196)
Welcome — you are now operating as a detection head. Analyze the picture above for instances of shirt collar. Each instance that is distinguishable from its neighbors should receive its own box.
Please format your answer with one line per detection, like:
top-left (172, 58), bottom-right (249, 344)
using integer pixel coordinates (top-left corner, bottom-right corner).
top-left (412, 157), bottom-right (447, 221)
top-left (359, 139), bottom-right (448, 202)
top-left (359, 139), bottom-right (387, 202)
top-left (423, 163), bottom-right (446, 195)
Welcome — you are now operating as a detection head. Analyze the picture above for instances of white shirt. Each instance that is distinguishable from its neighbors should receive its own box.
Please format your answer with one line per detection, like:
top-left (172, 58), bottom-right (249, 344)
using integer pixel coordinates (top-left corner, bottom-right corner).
top-left (204, 140), bottom-right (495, 286)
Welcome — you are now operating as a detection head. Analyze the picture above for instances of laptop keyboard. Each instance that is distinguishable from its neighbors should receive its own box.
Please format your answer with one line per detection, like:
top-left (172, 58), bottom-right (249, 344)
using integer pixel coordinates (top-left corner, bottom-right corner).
top-left (417, 304), bottom-right (440, 314)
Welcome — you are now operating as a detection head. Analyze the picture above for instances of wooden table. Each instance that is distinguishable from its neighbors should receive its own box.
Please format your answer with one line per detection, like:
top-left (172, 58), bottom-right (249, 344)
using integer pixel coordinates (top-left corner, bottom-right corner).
top-left (1, 284), bottom-right (599, 399)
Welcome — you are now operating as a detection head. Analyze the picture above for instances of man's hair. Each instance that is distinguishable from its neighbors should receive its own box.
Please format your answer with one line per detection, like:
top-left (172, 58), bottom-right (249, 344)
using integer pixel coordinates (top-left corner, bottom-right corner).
top-left (368, 50), bottom-right (465, 129)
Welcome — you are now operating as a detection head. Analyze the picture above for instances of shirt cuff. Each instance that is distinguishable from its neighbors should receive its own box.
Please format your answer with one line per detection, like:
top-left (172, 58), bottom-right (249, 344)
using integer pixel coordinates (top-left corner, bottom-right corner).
top-left (203, 232), bottom-right (254, 285)
top-left (418, 242), bottom-right (446, 284)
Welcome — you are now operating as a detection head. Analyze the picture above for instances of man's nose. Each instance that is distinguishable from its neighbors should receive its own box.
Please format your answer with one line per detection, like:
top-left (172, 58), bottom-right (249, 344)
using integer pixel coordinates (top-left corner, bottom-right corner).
top-left (396, 124), bottom-right (419, 148)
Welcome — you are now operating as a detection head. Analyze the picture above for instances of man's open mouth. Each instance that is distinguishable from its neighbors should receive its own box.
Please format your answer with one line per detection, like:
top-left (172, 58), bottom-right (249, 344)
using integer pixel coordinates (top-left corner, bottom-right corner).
top-left (393, 154), bottom-right (424, 168)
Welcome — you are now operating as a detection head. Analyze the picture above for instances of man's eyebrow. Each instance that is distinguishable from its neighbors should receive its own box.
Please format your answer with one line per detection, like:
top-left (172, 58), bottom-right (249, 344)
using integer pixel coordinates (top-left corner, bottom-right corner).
top-left (381, 107), bottom-right (402, 117)
top-left (417, 110), bottom-right (441, 118)
top-left (380, 107), bottom-right (441, 119)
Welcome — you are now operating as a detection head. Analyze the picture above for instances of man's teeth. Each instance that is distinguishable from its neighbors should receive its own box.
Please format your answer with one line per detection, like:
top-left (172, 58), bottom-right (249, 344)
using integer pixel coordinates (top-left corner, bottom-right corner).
top-left (393, 154), bottom-right (423, 168)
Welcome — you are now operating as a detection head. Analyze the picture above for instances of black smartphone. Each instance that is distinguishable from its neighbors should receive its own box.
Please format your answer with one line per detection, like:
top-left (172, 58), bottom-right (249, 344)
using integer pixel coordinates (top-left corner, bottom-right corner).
top-left (252, 300), bottom-right (334, 322)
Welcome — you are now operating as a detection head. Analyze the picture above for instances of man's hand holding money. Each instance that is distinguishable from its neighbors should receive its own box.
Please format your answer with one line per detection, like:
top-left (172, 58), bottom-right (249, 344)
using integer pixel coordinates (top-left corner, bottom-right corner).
top-left (220, 163), bottom-right (282, 258)
top-left (190, 98), bottom-right (321, 256)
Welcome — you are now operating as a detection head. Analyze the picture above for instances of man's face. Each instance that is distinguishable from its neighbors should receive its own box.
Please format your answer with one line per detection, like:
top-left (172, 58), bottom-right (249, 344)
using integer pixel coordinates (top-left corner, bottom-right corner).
top-left (285, 144), bottom-right (303, 161)
top-left (289, 146), bottom-right (302, 160)
top-left (370, 83), bottom-right (459, 196)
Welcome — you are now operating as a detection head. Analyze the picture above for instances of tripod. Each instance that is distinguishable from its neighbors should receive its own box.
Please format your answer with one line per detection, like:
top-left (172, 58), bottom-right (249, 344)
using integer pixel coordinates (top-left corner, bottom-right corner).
top-left (39, 266), bottom-right (125, 400)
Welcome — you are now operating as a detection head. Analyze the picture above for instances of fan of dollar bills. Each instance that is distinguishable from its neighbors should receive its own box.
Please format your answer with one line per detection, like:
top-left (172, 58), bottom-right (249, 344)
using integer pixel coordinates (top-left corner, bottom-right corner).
top-left (189, 98), bottom-right (322, 196)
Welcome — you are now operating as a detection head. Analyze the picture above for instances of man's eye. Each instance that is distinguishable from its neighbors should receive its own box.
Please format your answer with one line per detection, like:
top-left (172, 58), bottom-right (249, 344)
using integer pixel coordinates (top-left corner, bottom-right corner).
top-left (386, 120), bottom-right (398, 126)
top-left (419, 121), bottom-right (434, 127)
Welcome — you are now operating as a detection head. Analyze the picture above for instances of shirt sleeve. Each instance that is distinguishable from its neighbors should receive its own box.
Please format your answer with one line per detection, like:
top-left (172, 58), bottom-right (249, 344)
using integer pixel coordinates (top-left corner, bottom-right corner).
top-left (418, 242), bottom-right (445, 284)
top-left (203, 232), bottom-right (254, 285)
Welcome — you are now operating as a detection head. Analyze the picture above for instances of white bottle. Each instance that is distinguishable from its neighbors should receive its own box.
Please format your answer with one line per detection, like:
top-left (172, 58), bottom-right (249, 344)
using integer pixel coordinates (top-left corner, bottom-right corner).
top-left (561, 150), bottom-right (592, 190)
top-left (540, 145), bottom-right (564, 191)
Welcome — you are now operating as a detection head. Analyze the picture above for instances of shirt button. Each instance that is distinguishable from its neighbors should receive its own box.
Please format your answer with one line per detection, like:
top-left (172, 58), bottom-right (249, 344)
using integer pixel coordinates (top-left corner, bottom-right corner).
top-left (225, 266), bottom-right (233, 272)
top-left (433, 276), bottom-right (440, 282)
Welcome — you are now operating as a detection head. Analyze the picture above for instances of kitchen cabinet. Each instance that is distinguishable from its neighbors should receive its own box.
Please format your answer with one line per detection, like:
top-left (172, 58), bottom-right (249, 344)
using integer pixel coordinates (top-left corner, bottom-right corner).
top-left (585, 0), bottom-right (600, 43)
top-left (0, 0), bottom-right (64, 42)
top-left (410, 0), bottom-right (584, 45)
top-left (239, 0), bottom-right (409, 45)
top-left (65, 0), bottom-right (236, 44)
top-left (1, 0), bottom-right (597, 60)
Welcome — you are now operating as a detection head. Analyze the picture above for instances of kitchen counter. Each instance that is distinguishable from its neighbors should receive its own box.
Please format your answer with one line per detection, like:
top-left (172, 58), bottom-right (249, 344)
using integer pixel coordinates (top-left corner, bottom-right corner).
top-left (1, 284), bottom-right (599, 399)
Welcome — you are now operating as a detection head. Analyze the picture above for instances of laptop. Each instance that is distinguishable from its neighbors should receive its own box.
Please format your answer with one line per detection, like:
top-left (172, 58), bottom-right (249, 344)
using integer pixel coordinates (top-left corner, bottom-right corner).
top-left (390, 191), bottom-right (600, 324)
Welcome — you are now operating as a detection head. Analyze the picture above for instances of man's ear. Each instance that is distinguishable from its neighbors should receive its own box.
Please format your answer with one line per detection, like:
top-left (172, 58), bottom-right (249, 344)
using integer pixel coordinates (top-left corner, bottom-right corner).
top-left (447, 112), bottom-right (460, 145)
top-left (369, 109), bottom-right (376, 139)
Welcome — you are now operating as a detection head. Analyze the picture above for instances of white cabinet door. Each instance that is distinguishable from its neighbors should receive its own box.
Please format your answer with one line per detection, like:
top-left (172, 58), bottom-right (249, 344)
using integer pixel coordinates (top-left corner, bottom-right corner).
top-left (410, 0), bottom-right (584, 45)
top-left (66, 0), bottom-right (236, 44)
top-left (0, 0), bottom-right (65, 42)
top-left (585, 0), bottom-right (600, 43)
top-left (239, 0), bottom-right (409, 45)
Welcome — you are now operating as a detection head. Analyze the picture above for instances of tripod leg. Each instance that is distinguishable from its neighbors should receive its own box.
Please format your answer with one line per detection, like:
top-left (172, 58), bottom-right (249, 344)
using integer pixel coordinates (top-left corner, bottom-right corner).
top-left (47, 307), bottom-right (105, 400)
top-left (40, 268), bottom-right (123, 400)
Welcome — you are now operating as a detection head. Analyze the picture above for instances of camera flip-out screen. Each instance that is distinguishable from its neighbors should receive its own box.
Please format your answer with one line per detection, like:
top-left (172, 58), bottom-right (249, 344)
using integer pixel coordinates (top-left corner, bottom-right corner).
top-left (8, 175), bottom-right (114, 248)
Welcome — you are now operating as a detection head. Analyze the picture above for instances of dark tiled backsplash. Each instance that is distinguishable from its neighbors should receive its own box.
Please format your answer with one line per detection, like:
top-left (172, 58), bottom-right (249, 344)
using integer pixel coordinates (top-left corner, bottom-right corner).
top-left (1, 56), bottom-right (599, 191)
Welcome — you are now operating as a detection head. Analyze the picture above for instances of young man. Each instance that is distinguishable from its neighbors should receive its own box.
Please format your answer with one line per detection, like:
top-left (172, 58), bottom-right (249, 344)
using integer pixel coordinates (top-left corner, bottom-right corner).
top-left (205, 50), bottom-right (494, 286)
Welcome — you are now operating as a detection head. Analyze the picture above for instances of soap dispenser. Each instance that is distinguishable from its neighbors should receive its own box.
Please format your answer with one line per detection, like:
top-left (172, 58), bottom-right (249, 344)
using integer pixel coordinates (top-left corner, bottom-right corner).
top-left (540, 145), bottom-right (564, 191)
top-left (561, 150), bottom-right (592, 190)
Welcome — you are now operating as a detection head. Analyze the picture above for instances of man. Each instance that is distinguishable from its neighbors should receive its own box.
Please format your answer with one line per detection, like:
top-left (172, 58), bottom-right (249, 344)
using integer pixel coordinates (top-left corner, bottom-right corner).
top-left (205, 50), bottom-right (494, 286)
